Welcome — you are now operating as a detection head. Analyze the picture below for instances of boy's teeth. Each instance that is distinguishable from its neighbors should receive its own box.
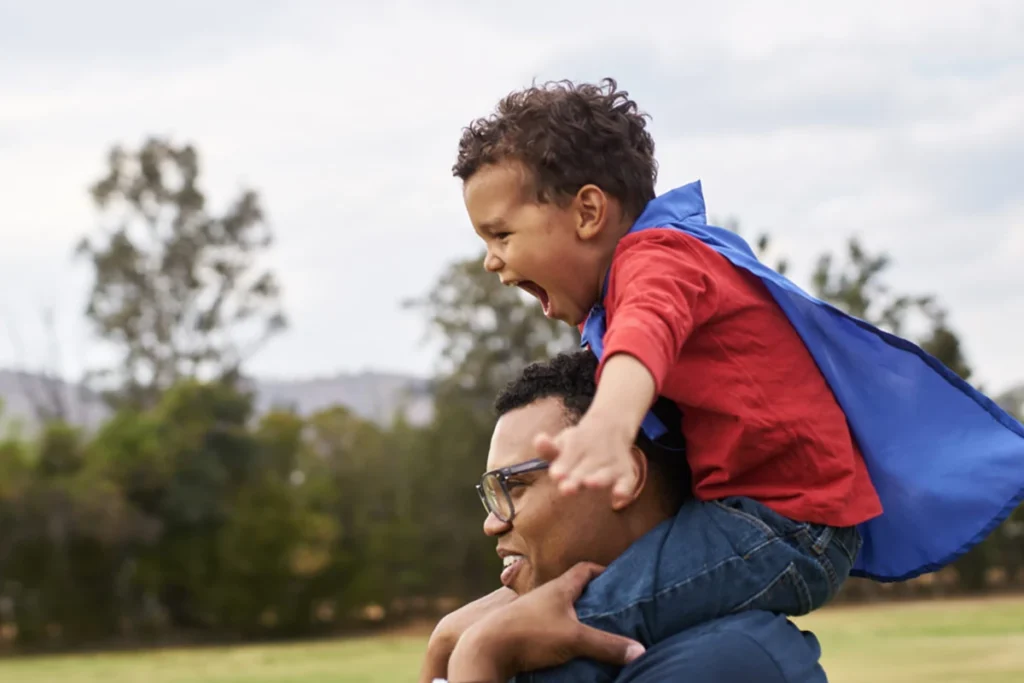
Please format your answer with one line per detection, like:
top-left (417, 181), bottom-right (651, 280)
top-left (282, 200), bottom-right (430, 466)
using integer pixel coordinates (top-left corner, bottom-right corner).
top-left (502, 555), bottom-right (524, 568)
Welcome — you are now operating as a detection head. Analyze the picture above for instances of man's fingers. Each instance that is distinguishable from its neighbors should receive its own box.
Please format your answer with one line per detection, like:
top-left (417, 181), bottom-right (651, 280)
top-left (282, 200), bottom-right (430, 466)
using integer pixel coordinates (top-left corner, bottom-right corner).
top-left (557, 561), bottom-right (605, 601)
top-left (573, 624), bottom-right (646, 666)
top-left (485, 586), bottom-right (518, 605)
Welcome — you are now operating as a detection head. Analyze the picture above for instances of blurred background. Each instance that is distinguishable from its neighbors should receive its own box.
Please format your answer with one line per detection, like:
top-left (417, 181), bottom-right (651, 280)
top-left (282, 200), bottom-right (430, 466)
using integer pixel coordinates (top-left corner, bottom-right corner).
top-left (1, 1), bottom-right (1022, 681)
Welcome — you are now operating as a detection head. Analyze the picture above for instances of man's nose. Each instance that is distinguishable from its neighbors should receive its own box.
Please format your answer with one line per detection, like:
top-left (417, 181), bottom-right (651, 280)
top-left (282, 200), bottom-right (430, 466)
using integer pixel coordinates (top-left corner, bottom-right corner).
top-left (483, 249), bottom-right (503, 273)
top-left (483, 511), bottom-right (511, 537)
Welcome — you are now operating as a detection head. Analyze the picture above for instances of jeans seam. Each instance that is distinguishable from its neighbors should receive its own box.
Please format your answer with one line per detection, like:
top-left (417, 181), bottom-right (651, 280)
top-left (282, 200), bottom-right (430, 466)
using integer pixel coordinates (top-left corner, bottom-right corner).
top-left (577, 551), bottom-right (746, 622)
top-left (835, 528), bottom-right (862, 565)
top-left (711, 499), bottom-right (815, 549)
top-left (810, 525), bottom-right (835, 555)
top-left (824, 553), bottom-right (839, 596)
top-left (575, 504), bottom-right (857, 634)
top-left (577, 535), bottom-right (797, 624)
top-left (709, 500), bottom-right (777, 537)
top-left (734, 561), bottom-right (812, 615)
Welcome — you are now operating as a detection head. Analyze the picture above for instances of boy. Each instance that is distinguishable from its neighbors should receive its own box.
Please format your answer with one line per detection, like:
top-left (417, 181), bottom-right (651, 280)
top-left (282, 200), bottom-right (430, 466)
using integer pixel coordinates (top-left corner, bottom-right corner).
top-left (452, 77), bottom-right (876, 634)
top-left (451, 77), bottom-right (1024, 637)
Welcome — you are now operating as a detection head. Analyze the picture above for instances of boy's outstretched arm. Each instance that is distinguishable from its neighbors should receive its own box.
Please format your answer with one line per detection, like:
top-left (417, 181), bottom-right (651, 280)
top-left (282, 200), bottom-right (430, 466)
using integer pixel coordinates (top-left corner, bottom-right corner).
top-left (535, 231), bottom-right (721, 504)
top-left (588, 353), bottom-right (657, 436)
top-left (535, 353), bottom-right (655, 504)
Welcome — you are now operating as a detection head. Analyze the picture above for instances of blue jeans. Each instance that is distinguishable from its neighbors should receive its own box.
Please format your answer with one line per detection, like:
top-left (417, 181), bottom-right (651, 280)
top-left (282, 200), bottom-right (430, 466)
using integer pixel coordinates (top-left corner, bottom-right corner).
top-left (516, 496), bottom-right (861, 682)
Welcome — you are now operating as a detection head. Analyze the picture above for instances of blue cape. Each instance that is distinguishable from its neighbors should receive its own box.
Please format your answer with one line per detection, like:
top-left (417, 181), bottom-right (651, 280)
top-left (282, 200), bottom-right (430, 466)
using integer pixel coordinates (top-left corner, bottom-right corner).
top-left (581, 180), bottom-right (1024, 582)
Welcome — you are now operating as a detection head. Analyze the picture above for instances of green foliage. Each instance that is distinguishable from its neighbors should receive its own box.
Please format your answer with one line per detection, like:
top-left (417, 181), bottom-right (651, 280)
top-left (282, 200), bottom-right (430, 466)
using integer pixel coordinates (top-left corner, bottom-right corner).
top-left (404, 250), bottom-right (578, 409)
top-left (810, 236), bottom-right (972, 381)
top-left (0, 379), bottom-right (381, 646)
top-left (3, 170), bottom-right (1021, 653)
top-left (35, 422), bottom-right (84, 479)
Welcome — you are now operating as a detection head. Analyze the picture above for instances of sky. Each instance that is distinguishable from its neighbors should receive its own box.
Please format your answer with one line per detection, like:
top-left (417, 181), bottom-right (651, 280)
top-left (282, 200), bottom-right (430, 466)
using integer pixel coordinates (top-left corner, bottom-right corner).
top-left (1, 0), bottom-right (1022, 394)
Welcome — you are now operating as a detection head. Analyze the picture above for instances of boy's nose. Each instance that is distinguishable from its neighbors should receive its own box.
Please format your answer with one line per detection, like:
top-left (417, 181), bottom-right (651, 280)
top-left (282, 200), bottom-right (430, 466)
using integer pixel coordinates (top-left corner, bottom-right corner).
top-left (483, 250), bottom-right (503, 273)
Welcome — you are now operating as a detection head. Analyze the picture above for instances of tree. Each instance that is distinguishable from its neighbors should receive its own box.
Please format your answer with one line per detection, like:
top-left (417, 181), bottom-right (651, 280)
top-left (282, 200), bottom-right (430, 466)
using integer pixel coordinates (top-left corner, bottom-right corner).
top-left (720, 218), bottom-right (789, 276)
top-left (3, 308), bottom-right (74, 424)
top-left (76, 138), bottom-right (286, 409)
top-left (101, 379), bottom-right (262, 630)
top-left (812, 238), bottom-right (932, 337)
top-left (405, 251), bottom-right (579, 410)
top-left (0, 418), bottom-right (157, 646)
top-left (811, 236), bottom-right (972, 382)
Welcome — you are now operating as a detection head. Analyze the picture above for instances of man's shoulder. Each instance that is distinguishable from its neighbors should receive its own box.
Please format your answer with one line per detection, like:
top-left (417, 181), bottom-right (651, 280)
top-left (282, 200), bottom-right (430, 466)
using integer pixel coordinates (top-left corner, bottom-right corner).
top-left (615, 611), bottom-right (827, 683)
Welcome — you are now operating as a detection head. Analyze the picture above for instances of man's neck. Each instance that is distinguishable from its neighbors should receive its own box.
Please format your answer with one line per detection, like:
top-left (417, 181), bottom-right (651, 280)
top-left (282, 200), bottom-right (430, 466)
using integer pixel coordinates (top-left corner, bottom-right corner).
top-left (619, 495), bottom-right (676, 549)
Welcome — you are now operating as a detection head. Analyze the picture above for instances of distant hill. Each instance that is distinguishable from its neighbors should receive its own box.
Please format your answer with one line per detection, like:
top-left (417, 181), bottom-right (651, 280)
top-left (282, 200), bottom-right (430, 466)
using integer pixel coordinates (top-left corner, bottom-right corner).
top-left (0, 369), bottom-right (434, 435)
top-left (0, 370), bottom-right (109, 433)
top-left (1, 368), bottom-right (1021, 437)
top-left (253, 372), bottom-right (434, 425)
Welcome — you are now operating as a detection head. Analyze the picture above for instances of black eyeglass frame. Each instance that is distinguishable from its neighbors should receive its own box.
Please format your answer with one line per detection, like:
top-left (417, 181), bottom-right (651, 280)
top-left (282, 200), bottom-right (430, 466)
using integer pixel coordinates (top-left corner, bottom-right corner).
top-left (475, 458), bottom-right (550, 523)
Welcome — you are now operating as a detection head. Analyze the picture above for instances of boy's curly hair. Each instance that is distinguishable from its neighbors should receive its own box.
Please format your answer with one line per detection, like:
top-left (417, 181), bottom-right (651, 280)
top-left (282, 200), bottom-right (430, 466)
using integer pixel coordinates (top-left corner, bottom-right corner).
top-left (453, 78), bottom-right (658, 219)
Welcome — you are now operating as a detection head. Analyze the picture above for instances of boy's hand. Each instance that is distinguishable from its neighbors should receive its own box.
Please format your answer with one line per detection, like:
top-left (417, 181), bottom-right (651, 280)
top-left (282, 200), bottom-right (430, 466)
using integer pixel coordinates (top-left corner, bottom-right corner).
top-left (534, 412), bottom-right (638, 506)
top-left (535, 353), bottom-right (656, 508)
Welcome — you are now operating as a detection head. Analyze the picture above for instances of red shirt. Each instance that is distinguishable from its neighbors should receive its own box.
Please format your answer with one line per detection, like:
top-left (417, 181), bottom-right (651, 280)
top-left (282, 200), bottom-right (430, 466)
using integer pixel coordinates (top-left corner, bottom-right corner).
top-left (590, 229), bottom-right (882, 528)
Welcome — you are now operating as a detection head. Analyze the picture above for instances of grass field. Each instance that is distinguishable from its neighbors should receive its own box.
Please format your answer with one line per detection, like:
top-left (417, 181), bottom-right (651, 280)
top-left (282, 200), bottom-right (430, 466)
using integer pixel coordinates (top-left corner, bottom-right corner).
top-left (1, 596), bottom-right (1022, 682)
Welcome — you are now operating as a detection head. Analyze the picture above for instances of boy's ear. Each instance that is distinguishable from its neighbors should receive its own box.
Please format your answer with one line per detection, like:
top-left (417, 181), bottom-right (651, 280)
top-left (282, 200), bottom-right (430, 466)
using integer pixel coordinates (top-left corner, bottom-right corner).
top-left (574, 185), bottom-right (608, 241)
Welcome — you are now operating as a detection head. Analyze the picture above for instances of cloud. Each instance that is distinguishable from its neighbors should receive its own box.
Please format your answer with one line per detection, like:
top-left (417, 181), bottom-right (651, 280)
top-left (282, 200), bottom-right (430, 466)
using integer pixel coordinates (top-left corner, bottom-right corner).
top-left (1, 0), bottom-right (1022, 395)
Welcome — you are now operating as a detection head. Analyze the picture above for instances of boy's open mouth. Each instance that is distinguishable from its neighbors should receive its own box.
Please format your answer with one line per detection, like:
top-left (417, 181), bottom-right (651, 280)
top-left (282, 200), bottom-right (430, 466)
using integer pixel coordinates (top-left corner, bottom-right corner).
top-left (517, 281), bottom-right (551, 315)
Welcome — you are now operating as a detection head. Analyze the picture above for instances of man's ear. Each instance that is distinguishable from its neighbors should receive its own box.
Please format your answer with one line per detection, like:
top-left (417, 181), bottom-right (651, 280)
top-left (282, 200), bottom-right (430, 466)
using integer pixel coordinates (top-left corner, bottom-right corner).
top-left (611, 445), bottom-right (648, 512)
top-left (574, 185), bottom-right (608, 241)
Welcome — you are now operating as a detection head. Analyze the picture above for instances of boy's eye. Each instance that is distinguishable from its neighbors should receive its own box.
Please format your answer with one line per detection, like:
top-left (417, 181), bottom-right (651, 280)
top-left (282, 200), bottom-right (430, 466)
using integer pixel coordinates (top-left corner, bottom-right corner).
top-left (494, 232), bottom-right (511, 240)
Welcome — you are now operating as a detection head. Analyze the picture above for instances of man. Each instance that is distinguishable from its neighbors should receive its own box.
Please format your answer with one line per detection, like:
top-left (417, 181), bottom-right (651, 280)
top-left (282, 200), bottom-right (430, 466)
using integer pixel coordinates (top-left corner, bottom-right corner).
top-left (422, 351), bottom-right (829, 682)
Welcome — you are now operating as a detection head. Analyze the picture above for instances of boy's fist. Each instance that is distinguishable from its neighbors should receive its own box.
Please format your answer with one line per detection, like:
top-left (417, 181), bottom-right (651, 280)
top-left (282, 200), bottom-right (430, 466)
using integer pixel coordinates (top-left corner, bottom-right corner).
top-left (534, 414), bottom-right (638, 507)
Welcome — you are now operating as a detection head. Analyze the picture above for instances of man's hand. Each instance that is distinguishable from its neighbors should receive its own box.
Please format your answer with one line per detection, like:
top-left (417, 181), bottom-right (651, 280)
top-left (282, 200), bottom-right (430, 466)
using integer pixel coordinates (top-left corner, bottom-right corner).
top-left (448, 562), bottom-right (645, 682)
top-left (534, 413), bottom-right (638, 506)
top-left (418, 587), bottom-right (517, 683)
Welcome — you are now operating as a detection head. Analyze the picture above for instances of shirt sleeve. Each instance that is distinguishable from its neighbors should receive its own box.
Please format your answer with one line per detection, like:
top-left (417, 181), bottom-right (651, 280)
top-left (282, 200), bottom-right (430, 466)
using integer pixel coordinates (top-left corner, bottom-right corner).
top-left (598, 230), bottom-right (721, 393)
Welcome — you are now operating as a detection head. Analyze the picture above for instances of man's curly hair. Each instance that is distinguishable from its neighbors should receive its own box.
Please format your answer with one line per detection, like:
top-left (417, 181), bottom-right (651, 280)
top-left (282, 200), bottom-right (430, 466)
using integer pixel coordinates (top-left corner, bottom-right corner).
top-left (453, 78), bottom-right (658, 219)
top-left (494, 350), bottom-right (602, 424)
top-left (494, 351), bottom-right (691, 508)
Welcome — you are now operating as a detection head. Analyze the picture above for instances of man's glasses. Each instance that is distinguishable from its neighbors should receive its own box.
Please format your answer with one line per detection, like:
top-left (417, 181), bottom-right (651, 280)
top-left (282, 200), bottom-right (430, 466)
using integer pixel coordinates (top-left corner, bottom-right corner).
top-left (475, 458), bottom-right (550, 523)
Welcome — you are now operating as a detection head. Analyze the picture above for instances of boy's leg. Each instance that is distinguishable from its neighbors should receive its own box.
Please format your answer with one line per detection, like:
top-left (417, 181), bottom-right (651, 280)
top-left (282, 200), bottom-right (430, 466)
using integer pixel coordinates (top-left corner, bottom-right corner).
top-left (517, 496), bottom-right (861, 683)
